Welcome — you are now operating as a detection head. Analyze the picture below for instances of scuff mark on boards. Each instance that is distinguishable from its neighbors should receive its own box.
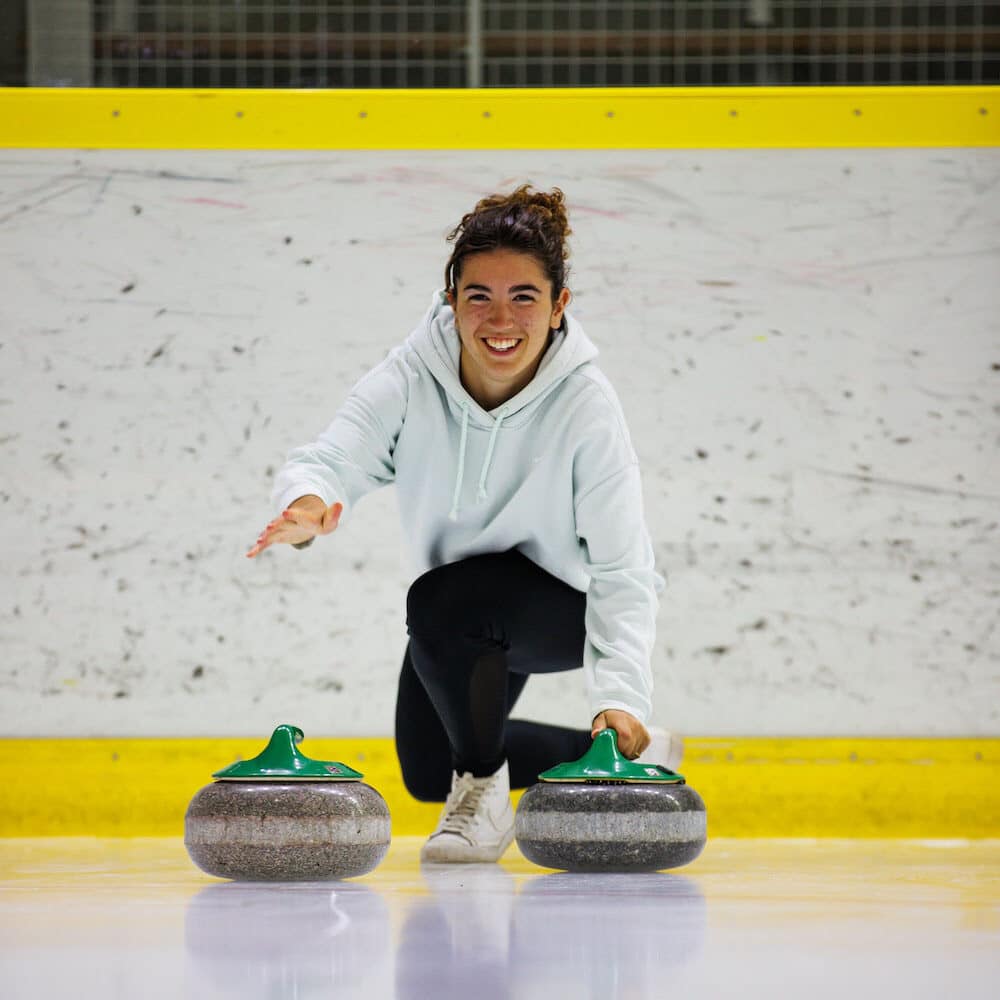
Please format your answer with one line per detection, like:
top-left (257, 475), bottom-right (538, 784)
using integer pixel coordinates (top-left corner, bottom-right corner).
top-left (177, 197), bottom-right (248, 210)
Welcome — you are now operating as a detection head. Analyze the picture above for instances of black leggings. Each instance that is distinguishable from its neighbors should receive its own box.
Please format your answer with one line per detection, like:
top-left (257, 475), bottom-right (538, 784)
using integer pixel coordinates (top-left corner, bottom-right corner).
top-left (395, 550), bottom-right (593, 801)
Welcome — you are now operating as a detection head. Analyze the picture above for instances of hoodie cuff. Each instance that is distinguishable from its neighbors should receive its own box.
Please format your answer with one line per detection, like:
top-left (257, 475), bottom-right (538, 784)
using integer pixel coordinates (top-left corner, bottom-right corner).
top-left (272, 484), bottom-right (338, 519)
top-left (590, 700), bottom-right (651, 726)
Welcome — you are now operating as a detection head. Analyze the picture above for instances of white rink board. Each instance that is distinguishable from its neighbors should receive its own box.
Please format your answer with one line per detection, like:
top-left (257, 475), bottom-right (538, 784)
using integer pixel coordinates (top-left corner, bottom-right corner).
top-left (1, 148), bottom-right (997, 737)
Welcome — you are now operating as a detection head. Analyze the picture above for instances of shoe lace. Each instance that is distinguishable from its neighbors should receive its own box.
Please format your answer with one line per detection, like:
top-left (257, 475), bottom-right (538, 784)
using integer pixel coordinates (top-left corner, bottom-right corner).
top-left (438, 775), bottom-right (489, 835)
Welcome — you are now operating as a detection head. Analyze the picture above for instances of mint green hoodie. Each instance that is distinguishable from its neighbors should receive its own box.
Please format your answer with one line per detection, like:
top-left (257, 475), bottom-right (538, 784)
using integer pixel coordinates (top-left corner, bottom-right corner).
top-left (273, 291), bottom-right (662, 723)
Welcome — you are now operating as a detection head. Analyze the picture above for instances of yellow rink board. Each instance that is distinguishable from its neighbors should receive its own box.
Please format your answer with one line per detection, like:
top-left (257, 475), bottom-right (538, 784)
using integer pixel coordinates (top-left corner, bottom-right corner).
top-left (1, 86), bottom-right (998, 149)
top-left (2, 737), bottom-right (997, 838)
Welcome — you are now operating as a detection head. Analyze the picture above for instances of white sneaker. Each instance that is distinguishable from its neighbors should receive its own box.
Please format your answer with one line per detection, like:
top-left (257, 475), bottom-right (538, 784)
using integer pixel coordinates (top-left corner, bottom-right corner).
top-left (420, 761), bottom-right (515, 863)
top-left (637, 726), bottom-right (685, 771)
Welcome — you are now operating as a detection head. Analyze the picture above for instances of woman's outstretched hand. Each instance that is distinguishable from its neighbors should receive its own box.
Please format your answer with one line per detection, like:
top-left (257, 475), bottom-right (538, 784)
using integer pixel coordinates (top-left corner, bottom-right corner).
top-left (591, 709), bottom-right (650, 760)
top-left (246, 496), bottom-right (343, 558)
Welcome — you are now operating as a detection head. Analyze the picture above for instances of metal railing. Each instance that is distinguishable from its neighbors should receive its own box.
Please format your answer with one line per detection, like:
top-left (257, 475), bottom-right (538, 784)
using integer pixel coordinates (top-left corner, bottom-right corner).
top-left (11, 2), bottom-right (1000, 88)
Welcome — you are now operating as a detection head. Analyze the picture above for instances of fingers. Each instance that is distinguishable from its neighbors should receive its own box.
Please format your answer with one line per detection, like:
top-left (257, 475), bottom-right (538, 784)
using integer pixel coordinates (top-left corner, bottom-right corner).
top-left (283, 502), bottom-right (344, 535)
top-left (246, 508), bottom-right (319, 558)
top-left (246, 522), bottom-right (281, 559)
top-left (246, 533), bottom-right (281, 558)
top-left (246, 519), bottom-right (280, 558)
top-left (590, 709), bottom-right (650, 759)
top-left (246, 499), bottom-right (343, 558)
top-left (590, 711), bottom-right (608, 739)
top-left (620, 721), bottom-right (649, 758)
top-left (320, 502), bottom-right (343, 535)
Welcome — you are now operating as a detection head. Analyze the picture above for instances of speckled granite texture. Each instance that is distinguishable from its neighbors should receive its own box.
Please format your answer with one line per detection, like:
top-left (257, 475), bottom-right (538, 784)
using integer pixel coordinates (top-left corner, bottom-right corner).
top-left (515, 782), bottom-right (707, 872)
top-left (185, 781), bottom-right (391, 881)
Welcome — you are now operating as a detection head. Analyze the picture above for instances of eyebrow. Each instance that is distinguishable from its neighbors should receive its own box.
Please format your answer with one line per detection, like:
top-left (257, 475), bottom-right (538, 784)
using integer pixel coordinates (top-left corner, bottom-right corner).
top-left (462, 283), bottom-right (543, 294)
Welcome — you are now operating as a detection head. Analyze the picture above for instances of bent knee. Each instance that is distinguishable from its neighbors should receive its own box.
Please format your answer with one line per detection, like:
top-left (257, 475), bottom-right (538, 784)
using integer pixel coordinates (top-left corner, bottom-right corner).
top-left (399, 764), bottom-right (451, 803)
top-left (406, 560), bottom-right (477, 631)
top-left (407, 553), bottom-right (518, 635)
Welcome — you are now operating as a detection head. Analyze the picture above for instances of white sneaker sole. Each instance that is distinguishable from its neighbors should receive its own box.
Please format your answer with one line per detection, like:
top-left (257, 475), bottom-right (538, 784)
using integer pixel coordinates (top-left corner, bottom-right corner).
top-left (420, 825), bottom-right (515, 864)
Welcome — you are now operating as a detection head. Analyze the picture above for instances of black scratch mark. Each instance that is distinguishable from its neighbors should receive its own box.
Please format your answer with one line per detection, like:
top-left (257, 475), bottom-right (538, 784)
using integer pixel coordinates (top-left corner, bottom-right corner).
top-left (147, 342), bottom-right (169, 365)
top-left (808, 466), bottom-right (1000, 502)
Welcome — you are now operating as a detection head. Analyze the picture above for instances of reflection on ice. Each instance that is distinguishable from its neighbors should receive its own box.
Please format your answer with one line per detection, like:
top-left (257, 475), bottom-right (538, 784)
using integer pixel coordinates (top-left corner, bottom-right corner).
top-left (394, 863), bottom-right (706, 999)
top-left (511, 871), bottom-right (707, 997)
top-left (184, 881), bottom-right (392, 997)
top-left (3, 838), bottom-right (997, 1000)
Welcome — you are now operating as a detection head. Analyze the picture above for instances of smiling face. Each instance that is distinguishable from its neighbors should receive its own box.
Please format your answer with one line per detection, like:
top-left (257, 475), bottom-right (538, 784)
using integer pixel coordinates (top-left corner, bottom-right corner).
top-left (448, 248), bottom-right (571, 411)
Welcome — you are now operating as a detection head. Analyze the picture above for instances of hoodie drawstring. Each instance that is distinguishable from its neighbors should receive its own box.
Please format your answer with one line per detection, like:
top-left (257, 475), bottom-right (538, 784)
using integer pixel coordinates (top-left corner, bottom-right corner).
top-left (449, 402), bottom-right (471, 522)
top-left (477, 406), bottom-right (507, 501)
top-left (449, 403), bottom-right (508, 521)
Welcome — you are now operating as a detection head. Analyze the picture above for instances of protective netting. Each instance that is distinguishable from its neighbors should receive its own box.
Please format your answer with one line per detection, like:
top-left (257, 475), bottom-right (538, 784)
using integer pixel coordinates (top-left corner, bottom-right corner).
top-left (12, 2), bottom-right (999, 88)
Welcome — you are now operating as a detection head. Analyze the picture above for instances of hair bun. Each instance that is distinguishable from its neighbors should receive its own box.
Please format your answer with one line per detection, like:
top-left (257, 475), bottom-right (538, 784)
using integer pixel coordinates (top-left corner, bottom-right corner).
top-left (445, 184), bottom-right (572, 296)
top-left (474, 185), bottom-right (572, 254)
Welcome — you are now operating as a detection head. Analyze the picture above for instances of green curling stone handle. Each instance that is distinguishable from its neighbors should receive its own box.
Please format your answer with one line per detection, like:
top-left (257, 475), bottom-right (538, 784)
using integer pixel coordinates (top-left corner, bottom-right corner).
top-left (212, 724), bottom-right (364, 782)
top-left (538, 727), bottom-right (686, 784)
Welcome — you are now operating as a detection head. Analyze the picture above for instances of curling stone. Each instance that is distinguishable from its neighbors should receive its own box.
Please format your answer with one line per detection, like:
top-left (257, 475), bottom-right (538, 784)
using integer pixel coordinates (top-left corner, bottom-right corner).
top-left (514, 728), bottom-right (706, 872)
top-left (184, 724), bottom-right (391, 881)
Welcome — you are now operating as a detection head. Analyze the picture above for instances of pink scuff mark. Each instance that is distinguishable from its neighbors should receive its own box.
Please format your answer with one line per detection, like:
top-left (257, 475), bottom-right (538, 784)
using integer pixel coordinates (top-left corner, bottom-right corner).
top-left (178, 196), bottom-right (248, 210)
top-left (571, 202), bottom-right (627, 220)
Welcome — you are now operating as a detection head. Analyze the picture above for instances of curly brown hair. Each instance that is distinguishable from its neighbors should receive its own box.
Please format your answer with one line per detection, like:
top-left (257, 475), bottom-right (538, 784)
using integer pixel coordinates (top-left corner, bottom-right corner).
top-left (444, 184), bottom-right (572, 302)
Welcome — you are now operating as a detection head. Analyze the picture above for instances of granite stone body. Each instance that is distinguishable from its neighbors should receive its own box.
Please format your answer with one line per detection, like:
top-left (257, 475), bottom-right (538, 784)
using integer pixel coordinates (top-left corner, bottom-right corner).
top-left (184, 781), bottom-right (391, 881)
top-left (515, 782), bottom-right (707, 872)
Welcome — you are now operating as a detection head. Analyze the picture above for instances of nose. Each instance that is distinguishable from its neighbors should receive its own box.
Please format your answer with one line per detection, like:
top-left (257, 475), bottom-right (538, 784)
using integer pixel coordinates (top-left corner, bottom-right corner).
top-left (487, 299), bottom-right (514, 331)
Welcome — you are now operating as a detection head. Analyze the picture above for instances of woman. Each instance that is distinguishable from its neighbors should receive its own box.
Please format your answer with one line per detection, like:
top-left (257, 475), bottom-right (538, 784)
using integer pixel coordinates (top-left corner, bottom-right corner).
top-left (247, 186), bottom-right (671, 863)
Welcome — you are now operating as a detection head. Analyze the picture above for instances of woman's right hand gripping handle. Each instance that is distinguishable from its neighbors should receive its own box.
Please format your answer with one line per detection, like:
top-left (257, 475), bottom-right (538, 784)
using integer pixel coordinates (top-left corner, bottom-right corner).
top-left (246, 496), bottom-right (343, 558)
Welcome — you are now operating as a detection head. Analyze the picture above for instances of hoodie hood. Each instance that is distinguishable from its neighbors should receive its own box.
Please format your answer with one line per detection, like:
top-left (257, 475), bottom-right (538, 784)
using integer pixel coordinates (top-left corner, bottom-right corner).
top-left (408, 290), bottom-right (600, 426)
top-left (408, 291), bottom-right (601, 520)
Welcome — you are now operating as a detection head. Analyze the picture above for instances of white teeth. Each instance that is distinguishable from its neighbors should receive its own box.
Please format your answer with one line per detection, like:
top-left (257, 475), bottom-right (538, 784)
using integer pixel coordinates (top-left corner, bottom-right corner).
top-left (485, 338), bottom-right (518, 350)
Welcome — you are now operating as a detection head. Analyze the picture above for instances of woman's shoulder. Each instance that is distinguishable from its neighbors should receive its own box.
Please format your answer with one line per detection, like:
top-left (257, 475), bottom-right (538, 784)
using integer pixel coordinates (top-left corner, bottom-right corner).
top-left (566, 361), bottom-right (619, 397)
top-left (341, 341), bottom-right (426, 426)
top-left (560, 363), bottom-right (629, 425)
top-left (352, 337), bottom-right (423, 387)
